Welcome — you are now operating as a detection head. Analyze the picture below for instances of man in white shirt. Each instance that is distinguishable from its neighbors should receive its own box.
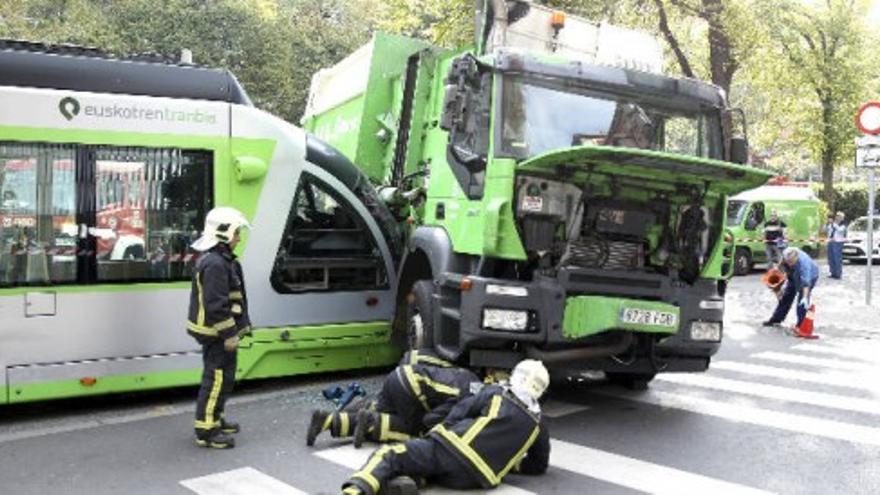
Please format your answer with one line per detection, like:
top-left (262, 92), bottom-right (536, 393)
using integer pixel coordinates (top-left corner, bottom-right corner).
top-left (826, 211), bottom-right (847, 279)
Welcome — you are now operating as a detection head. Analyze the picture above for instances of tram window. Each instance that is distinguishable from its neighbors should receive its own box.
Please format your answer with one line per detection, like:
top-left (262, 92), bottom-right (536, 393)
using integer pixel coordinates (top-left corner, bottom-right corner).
top-left (0, 143), bottom-right (76, 287)
top-left (93, 147), bottom-right (212, 283)
top-left (271, 174), bottom-right (387, 292)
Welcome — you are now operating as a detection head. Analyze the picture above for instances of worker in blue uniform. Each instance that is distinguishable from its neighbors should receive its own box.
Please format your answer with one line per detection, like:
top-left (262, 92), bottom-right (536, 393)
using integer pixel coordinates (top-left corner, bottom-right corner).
top-left (763, 247), bottom-right (819, 328)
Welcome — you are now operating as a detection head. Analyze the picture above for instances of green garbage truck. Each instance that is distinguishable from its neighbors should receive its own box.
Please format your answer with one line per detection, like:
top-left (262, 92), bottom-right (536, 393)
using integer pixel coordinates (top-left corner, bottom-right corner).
top-left (727, 184), bottom-right (822, 275)
top-left (302, 0), bottom-right (771, 385)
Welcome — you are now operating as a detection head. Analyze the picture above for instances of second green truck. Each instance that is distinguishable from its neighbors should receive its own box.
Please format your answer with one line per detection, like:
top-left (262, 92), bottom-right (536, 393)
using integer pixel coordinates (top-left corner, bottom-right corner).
top-left (302, 0), bottom-right (771, 386)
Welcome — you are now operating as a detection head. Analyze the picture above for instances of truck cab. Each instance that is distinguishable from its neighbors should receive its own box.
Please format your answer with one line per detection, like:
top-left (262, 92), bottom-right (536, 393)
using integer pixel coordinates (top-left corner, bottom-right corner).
top-left (303, 1), bottom-right (770, 382)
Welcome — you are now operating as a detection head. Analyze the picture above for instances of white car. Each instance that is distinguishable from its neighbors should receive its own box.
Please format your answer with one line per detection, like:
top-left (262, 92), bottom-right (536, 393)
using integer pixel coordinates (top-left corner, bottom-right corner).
top-left (842, 216), bottom-right (880, 263)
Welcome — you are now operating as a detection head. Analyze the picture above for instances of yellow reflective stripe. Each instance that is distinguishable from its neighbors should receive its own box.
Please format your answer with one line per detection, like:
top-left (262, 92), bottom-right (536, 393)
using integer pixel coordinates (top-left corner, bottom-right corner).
top-left (194, 419), bottom-right (218, 430)
top-left (413, 351), bottom-right (452, 367)
top-left (421, 376), bottom-right (459, 397)
top-left (322, 414), bottom-right (333, 431)
top-left (205, 369), bottom-right (223, 427)
top-left (231, 304), bottom-right (242, 315)
top-left (342, 488), bottom-right (361, 495)
top-left (352, 444), bottom-right (406, 492)
top-left (498, 425), bottom-right (540, 479)
top-left (186, 317), bottom-right (236, 336)
top-left (433, 425), bottom-right (499, 486)
top-left (461, 395), bottom-right (502, 444)
top-left (229, 291), bottom-right (243, 300)
top-left (340, 412), bottom-right (350, 437)
top-left (196, 273), bottom-right (205, 326)
top-left (187, 321), bottom-right (218, 336)
top-left (379, 413), bottom-right (409, 442)
top-left (379, 413), bottom-right (389, 441)
top-left (402, 365), bottom-right (429, 410)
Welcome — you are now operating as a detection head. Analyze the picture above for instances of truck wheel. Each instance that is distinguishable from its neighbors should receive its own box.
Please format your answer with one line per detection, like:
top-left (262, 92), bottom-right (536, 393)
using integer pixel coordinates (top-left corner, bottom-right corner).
top-left (406, 280), bottom-right (435, 350)
top-left (733, 248), bottom-right (752, 276)
top-left (801, 246), bottom-right (815, 258)
top-left (607, 372), bottom-right (656, 391)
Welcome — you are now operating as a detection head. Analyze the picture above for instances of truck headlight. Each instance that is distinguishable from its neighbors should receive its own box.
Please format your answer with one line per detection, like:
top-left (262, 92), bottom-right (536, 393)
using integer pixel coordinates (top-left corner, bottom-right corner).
top-left (486, 284), bottom-right (529, 297)
top-left (482, 308), bottom-right (529, 331)
top-left (690, 321), bottom-right (721, 341)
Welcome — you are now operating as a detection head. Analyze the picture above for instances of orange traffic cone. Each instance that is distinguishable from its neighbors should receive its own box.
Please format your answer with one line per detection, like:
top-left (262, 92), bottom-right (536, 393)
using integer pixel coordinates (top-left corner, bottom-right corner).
top-left (795, 304), bottom-right (819, 339)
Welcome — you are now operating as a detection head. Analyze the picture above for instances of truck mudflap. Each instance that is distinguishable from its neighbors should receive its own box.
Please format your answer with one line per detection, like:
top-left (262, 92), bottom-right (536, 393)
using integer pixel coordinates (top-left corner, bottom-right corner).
top-left (435, 271), bottom-right (723, 368)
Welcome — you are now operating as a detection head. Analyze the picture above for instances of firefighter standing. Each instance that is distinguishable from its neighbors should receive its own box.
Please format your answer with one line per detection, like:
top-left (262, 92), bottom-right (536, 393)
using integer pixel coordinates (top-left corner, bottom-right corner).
top-left (341, 359), bottom-right (551, 495)
top-left (307, 350), bottom-right (479, 448)
top-left (187, 207), bottom-right (252, 449)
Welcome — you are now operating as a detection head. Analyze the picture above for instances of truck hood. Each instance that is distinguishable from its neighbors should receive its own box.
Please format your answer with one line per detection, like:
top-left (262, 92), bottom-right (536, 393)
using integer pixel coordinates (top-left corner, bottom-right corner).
top-left (518, 146), bottom-right (772, 196)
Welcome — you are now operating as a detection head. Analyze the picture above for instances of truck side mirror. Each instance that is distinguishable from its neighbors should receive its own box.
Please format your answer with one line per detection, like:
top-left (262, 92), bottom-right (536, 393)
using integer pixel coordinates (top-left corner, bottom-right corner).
top-left (729, 136), bottom-right (749, 165)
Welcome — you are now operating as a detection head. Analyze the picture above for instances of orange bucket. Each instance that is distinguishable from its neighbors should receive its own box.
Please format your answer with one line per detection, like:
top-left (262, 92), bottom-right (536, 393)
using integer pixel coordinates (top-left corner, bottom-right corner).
top-left (761, 267), bottom-right (787, 290)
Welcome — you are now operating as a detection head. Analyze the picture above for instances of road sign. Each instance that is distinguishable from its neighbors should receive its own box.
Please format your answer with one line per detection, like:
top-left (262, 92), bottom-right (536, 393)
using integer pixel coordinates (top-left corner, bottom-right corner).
top-left (856, 101), bottom-right (880, 135)
top-left (856, 135), bottom-right (880, 168)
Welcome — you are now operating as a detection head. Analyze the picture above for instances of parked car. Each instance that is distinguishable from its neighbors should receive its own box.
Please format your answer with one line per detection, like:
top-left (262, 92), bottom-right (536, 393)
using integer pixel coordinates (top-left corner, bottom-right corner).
top-left (842, 216), bottom-right (880, 264)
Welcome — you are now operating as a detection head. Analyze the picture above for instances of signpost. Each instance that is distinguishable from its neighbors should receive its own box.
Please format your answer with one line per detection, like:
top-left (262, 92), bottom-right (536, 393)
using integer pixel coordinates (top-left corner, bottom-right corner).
top-left (855, 101), bottom-right (880, 304)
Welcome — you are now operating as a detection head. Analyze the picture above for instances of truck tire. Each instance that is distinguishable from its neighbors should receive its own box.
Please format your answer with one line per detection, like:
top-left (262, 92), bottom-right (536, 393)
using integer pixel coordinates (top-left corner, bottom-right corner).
top-left (801, 246), bottom-right (815, 258)
top-left (733, 248), bottom-right (752, 276)
top-left (607, 372), bottom-right (656, 391)
top-left (406, 280), bottom-right (435, 350)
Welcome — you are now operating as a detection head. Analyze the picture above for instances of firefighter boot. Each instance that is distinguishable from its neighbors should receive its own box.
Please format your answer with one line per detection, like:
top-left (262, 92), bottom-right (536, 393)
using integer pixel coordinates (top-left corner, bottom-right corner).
top-left (195, 429), bottom-right (235, 449)
top-left (353, 409), bottom-right (378, 449)
top-left (307, 410), bottom-right (331, 446)
top-left (220, 418), bottom-right (240, 434)
top-left (386, 476), bottom-right (420, 495)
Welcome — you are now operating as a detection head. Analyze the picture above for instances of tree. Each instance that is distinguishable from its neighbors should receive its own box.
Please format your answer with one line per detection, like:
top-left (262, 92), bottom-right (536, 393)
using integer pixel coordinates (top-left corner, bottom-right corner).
top-left (756, 0), bottom-right (875, 203)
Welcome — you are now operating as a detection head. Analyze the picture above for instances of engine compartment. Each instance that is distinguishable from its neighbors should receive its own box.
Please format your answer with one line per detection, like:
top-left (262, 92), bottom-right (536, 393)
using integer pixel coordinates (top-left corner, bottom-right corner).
top-left (513, 175), bottom-right (717, 284)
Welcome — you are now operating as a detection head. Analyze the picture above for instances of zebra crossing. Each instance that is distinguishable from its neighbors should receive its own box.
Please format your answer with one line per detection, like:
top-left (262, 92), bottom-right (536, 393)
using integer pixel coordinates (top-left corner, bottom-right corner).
top-left (179, 337), bottom-right (880, 494)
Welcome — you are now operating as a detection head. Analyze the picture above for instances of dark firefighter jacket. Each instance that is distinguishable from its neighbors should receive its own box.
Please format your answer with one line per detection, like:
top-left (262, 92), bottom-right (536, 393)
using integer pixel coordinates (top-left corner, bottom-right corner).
top-left (393, 352), bottom-right (480, 430)
top-left (186, 244), bottom-right (251, 341)
top-left (429, 384), bottom-right (550, 488)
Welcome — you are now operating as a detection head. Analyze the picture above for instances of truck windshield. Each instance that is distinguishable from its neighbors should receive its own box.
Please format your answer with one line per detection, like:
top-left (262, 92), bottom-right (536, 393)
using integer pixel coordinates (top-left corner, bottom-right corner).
top-left (499, 76), bottom-right (719, 160)
top-left (727, 200), bottom-right (749, 226)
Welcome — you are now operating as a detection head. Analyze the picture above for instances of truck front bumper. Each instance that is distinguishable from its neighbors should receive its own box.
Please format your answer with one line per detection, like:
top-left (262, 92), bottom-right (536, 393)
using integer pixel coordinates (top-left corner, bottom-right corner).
top-left (433, 268), bottom-right (724, 369)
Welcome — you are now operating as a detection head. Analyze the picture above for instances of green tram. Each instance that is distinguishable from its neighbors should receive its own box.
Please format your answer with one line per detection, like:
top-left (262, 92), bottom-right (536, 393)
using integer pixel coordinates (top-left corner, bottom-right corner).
top-left (0, 42), bottom-right (402, 404)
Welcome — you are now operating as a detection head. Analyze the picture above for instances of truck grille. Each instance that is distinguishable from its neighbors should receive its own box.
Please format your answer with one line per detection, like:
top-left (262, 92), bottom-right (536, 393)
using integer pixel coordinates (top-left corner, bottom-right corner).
top-left (562, 236), bottom-right (644, 270)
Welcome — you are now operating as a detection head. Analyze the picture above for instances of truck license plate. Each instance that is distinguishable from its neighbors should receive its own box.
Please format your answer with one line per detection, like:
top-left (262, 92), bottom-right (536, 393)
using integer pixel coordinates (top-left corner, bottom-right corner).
top-left (620, 308), bottom-right (677, 327)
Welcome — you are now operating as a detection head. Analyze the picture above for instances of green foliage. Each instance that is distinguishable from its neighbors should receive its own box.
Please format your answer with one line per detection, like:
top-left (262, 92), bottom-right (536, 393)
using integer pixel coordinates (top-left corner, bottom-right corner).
top-left (812, 182), bottom-right (870, 223)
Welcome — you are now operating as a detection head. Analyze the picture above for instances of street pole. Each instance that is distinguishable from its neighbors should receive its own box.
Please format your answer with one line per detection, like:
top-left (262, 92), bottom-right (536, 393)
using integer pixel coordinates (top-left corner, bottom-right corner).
top-left (867, 169), bottom-right (875, 305)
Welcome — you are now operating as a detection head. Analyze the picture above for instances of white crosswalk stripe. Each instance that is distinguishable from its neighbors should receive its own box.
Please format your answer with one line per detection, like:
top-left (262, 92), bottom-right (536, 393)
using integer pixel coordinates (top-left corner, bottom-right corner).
top-left (603, 389), bottom-right (880, 446)
top-left (180, 467), bottom-right (308, 495)
top-left (656, 373), bottom-right (880, 415)
top-left (710, 360), bottom-right (879, 392)
top-left (750, 351), bottom-right (879, 372)
top-left (315, 441), bottom-right (774, 495)
top-left (314, 445), bottom-right (535, 494)
top-left (792, 342), bottom-right (879, 361)
top-left (549, 439), bottom-right (775, 495)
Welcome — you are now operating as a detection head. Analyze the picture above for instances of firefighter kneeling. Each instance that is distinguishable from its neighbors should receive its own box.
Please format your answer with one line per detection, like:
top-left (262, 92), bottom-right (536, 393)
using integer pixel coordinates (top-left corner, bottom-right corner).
top-left (307, 350), bottom-right (479, 448)
top-left (187, 207), bottom-right (252, 449)
top-left (341, 359), bottom-right (551, 495)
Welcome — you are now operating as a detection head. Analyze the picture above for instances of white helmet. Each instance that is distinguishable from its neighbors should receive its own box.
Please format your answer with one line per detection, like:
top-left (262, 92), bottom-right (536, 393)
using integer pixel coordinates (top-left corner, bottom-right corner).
top-left (509, 359), bottom-right (549, 402)
top-left (191, 207), bottom-right (251, 252)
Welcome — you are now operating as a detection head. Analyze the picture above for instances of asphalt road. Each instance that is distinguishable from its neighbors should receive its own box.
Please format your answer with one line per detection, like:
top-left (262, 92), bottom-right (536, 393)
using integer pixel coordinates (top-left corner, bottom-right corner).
top-left (1, 262), bottom-right (879, 494)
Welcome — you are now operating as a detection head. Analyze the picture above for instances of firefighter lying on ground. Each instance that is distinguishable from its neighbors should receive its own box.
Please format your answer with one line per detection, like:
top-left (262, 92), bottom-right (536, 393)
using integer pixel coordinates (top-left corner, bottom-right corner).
top-left (341, 359), bottom-right (551, 495)
top-left (187, 207), bottom-right (252, 449)
top-left (307, 350), bottom-right (480, 448)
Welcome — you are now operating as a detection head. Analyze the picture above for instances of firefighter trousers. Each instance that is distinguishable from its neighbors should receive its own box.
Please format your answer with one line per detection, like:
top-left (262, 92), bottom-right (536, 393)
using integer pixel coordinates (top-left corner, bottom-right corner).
top-left (194, 338), bottom-right (237, 434)
top-left (343, 438), bottom-right (481, 495)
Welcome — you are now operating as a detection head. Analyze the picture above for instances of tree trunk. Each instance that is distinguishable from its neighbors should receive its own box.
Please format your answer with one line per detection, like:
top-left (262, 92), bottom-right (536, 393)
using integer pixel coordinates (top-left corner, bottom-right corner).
top-left (820, 98), bottom-right (835, 208)
top-left (702, 0), bottom-right (736, 95)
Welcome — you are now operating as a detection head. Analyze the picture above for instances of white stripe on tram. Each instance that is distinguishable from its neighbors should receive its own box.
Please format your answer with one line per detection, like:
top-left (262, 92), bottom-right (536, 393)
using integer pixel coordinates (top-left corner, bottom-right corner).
top-left (314, 445), bottom-right (536, 495)
top-left (656, 373), bottom-right (880, 415)
top-left (609, 389), bottom-right (880, 447)
top-left (549, 439), bottom-right (775, 495)
top-left (750, 351), bottom-right (878, 373)
top-left (180, 467), bottom-right (308, 495)
top-left (710, 361), bottom-right (880, 393)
